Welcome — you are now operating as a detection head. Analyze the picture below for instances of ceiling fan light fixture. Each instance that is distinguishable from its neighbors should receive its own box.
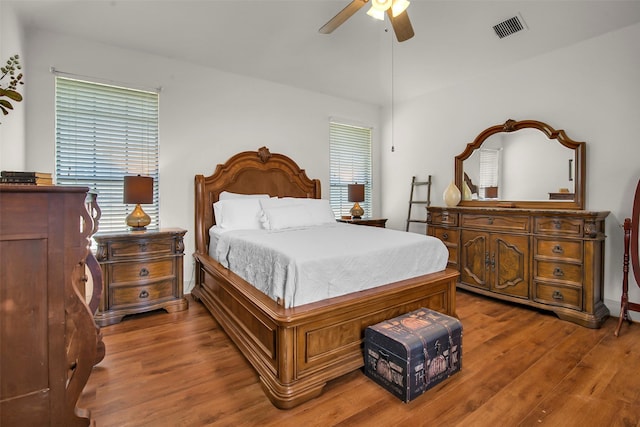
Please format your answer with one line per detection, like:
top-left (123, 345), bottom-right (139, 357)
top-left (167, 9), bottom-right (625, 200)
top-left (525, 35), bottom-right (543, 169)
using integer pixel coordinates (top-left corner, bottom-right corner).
top-left (370, 0), bottom-right (392, 12)
top-left (366, 6), bottom-right (386, 20)
top-left (391, 0), bottom-right (410, 17)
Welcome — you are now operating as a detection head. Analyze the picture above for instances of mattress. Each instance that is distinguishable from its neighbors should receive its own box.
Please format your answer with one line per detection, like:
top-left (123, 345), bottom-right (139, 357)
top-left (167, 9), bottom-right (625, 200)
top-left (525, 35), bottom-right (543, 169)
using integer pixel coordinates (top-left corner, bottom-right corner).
top-left (209, 222), bottom-right (448, 308)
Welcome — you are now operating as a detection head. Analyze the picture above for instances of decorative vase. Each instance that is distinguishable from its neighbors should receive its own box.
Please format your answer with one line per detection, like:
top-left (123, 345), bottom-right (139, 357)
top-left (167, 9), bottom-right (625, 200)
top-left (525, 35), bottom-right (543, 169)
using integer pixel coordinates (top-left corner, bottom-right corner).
top-left (443, 181), bottom-right (461, 207)
top-left (463, 181), bottom-right (472, 200)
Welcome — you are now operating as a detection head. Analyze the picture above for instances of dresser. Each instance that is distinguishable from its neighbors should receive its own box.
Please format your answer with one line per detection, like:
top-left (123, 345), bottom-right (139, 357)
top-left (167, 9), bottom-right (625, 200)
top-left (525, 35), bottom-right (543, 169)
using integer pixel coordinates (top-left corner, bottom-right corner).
top-left (427, 206), bottom-right (609, 328)
top-left (94, 228), bottom-right (188, 326)
top-left (0, 185), bottom-right (103, 426)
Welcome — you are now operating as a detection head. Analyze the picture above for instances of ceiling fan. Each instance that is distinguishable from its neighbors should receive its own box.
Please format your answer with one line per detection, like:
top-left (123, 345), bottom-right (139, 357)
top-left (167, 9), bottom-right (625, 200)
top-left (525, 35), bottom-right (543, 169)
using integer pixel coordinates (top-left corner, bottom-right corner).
top-left (319, 0), bottom-right (414, 42)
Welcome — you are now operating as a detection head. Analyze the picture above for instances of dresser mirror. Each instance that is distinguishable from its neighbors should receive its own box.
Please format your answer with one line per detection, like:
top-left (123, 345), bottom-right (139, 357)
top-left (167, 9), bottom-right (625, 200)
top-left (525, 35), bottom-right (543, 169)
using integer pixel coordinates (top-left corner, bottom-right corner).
top-left (455, 119), bottom-right (585, 210)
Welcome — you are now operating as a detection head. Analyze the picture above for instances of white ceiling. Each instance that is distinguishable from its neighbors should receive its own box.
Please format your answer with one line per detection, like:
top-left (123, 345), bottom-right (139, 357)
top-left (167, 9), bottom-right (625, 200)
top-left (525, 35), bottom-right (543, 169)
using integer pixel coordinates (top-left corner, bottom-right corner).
top-left (8, 0), bottom-right (640, 105)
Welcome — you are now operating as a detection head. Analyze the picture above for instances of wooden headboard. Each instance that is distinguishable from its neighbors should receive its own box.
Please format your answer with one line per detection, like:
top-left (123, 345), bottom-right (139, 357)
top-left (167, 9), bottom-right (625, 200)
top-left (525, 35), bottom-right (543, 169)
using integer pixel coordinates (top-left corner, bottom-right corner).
top-left (194, 146), bottom-right (321, 254)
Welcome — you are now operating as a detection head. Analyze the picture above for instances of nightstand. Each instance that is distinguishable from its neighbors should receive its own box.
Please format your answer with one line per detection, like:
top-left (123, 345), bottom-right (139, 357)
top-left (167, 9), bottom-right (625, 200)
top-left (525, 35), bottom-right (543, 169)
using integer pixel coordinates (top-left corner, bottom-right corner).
top-left (93, 228), bottom-right (188, 326)
top-left (336, 217), bottom-right (388, 228)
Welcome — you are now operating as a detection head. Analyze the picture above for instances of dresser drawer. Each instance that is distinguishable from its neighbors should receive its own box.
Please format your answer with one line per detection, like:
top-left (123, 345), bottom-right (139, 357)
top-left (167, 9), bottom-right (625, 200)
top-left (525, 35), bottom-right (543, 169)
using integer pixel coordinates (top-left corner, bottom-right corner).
top-left (111, 259), bottom-right (174, 284)
top-left (429, 211), bottom-right (458, 226)
top-left (535, 239), bottom-right (582, 263)
top-left (534, 282), bottom-right (582, 310)
top-left (109, 239), bottom-right (174, 260)
top-left (534, 217), bottom-right (583, 236)
top-left (535, 260), bottom-right (582, 286)
top-left (461, 214), bottom-right (529, 232)
top-left (110, 279), bottom-right (176, 308)
top-left (432, 227), bottom-right (459, 245)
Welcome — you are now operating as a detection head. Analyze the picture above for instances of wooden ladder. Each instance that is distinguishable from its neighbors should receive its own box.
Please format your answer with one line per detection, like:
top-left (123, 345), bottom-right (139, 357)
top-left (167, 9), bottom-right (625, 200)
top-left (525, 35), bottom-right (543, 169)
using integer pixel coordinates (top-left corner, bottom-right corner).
top-left (406, 175), bottom-right (432, 232)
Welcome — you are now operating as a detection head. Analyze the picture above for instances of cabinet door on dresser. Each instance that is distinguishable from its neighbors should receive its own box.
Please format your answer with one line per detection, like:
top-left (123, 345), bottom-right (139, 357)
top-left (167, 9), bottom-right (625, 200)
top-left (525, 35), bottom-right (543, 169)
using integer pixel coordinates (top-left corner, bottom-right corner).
top-left (460, 230), bottom-right (529, 298)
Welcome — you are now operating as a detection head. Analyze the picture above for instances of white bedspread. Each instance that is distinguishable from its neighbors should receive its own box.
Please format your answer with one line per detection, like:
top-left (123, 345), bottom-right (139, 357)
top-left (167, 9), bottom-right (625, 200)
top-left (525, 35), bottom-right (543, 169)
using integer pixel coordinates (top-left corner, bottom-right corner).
top-left (210, 222), bottom-right (448, 308)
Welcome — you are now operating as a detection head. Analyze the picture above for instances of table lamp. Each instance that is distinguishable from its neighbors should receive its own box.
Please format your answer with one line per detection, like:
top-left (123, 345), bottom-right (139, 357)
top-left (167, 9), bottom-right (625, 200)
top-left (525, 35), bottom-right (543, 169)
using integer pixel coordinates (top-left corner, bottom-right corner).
top-left (124, 175), bottom-right (153, 230)
top-left (348, 183), bottom-right (365, 219)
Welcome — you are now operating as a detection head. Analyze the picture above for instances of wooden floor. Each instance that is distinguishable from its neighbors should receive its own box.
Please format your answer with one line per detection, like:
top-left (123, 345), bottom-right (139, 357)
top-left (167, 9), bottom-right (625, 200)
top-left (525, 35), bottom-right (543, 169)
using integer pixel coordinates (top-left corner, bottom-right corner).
top-left (79, 290), bottom-right (640, 427)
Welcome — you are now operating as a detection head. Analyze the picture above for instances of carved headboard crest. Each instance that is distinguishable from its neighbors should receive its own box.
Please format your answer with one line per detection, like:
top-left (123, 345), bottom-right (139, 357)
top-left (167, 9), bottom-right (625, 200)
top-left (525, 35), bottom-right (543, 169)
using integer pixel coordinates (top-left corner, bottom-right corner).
top-left (257, 146), bottom-right (272, 163)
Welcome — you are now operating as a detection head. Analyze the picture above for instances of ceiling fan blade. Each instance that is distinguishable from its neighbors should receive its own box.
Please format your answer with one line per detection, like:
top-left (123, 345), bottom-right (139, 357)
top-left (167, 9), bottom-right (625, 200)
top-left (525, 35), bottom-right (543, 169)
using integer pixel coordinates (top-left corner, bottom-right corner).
top-left (387, 8), bottom-right (415, 42)
top-left (319, 0), bottom-right (368, 34)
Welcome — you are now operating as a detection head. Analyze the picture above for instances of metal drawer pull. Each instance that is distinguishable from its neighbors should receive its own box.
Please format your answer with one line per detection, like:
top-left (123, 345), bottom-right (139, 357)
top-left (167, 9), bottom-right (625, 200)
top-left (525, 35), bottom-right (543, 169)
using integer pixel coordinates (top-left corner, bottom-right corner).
top-left (139, 268), bottom-right (150, 277)
top-left (552, 290), bottom-right (564, 300)
top-left (442, 232), bottom-right (449, 240)
top-left (139, 290), bottom-right (149, 299)
top-left (553, 267), bottom-right (564, 277)
top-left (139, 243), bottom-right (148, 252)
top-left (487, 217), bottom-right (494, 225)
top-left (552, 245), bottom-right (563, 254)
top-left (553, 219), bottom-right (562, 229)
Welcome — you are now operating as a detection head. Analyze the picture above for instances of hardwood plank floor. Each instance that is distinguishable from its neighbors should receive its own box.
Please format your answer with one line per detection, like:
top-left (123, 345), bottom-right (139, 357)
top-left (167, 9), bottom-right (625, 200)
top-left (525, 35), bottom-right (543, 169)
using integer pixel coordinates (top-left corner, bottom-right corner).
top-left (78, 290), bottom-right (640, 426)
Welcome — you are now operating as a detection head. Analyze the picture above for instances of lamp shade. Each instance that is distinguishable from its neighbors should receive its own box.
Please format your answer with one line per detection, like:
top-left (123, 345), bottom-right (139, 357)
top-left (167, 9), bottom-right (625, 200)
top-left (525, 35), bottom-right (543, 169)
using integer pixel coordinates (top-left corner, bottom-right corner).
top-left (348, 183), bottom-right (365, 202)
top-left (124, 175), bottom-right (153, 204)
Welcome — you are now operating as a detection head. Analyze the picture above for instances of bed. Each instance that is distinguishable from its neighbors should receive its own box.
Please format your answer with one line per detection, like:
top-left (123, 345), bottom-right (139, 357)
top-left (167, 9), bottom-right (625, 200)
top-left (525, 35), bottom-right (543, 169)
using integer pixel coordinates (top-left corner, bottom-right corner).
top-left (192, 146), bottom-right (459, 408)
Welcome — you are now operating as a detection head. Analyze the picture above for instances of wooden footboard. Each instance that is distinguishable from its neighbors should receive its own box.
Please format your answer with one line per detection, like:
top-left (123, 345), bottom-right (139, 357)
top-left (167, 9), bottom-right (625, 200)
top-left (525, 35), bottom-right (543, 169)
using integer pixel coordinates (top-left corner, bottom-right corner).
top-left (192, 253), bottom-right (459, 409)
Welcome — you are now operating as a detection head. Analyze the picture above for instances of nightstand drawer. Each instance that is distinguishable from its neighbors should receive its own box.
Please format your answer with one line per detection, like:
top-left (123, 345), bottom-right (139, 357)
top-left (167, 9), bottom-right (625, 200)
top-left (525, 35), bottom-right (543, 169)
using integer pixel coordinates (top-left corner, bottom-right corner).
top-left (534, 282), bottom-right (582, 310)
top-left (109, 239), bottom-right (174, 260)
top-left (111, 259), bottom-right (174, 284)
top-left (110, 279), bottom-right (175, 308)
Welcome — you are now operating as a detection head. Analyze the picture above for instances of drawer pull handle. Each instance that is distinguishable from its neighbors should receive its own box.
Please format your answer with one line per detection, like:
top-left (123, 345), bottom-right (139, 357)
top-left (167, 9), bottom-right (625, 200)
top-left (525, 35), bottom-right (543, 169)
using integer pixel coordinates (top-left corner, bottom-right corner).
top-left (442, 232), bottom-right (449, 240)
top-left (552, 245), bottom-right (563, 254)
top-left (553, 220), bottom-right (562, 229)
top-left (140, 243), bottom-right (148, 252)
top-left (139, 290), bottom-right (149, 299)
top-left (487, 217), bottom-right (494, 225)
top-left (442, 214), bottom-right (449, 222)
top-left (553, 267), bottom-right (564, 277)
top-left (139, 268), bottom-right (150, 277)
top-left (552, 290), bottom-right (564, 300)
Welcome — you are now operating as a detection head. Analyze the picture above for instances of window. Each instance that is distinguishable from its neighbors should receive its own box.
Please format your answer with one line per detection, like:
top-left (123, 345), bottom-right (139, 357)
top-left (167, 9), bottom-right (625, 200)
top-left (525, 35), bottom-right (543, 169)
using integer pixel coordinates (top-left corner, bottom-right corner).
top-left (478, 148), bottom-right (500, 199)
top-left (55, 76), bottom-right (159, 233)
top-left (329, 121), bottom-right (372, 218)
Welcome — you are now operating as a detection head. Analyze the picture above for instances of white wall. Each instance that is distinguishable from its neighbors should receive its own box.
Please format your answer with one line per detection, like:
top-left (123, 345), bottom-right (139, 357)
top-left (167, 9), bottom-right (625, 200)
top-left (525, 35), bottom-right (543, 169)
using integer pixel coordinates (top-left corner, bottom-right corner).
top-left (381, 22), bottom-right (640, 317)
top-left (0, 3), bottom-right (26, 169)
top-left (21, 28), bottom-right (381, 292)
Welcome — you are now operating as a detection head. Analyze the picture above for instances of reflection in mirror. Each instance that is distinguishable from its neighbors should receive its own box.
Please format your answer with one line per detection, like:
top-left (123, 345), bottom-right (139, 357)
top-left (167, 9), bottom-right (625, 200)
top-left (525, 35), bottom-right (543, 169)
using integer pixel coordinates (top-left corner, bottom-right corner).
top-left (462, 128), bottom-right (576, 201)
top-left (454, 119), bottom-right (585, 210)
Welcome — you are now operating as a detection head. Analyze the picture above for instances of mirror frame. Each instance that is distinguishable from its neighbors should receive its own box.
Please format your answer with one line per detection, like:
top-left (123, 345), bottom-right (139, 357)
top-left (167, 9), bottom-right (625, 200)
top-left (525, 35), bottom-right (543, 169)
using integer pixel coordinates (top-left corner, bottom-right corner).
top-left (455, 119), bottom-right (585, 210)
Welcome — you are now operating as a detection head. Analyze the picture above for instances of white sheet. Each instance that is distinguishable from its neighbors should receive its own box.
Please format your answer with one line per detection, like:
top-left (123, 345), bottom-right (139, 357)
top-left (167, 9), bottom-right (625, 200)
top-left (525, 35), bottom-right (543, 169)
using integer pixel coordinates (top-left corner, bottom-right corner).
top-left (210, 222), bottom-right (448, 308)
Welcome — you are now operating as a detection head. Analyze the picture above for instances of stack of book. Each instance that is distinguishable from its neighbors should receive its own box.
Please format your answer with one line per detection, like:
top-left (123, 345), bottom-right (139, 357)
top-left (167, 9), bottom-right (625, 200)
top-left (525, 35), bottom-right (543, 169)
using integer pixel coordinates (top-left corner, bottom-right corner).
top-left (1, 171), bottom-right (53, 185)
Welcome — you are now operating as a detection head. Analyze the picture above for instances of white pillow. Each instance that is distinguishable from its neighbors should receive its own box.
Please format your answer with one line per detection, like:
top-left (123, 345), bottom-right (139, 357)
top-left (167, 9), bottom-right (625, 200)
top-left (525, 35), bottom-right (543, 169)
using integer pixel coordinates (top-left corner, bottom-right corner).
top-left (219, 191), bottom-right (269, 200)
top-left (259, 198), bottom-right (336, 229)
top-left (261, 204), bottom-right (315, 230)
top-left (213, 198), bottom-right (264, 230)
top-left (298, 198), bottom-right (336, 224)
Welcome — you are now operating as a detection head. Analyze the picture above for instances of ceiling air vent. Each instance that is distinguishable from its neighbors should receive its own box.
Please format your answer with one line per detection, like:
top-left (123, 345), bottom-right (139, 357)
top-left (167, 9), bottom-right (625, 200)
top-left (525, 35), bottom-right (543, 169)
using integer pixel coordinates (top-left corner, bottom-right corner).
top-left (493, 15), bottom-right (526, 39)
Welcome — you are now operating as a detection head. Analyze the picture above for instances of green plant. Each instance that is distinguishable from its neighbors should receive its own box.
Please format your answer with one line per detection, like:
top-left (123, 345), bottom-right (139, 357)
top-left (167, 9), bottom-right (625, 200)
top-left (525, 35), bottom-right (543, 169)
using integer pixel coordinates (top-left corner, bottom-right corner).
top-left (0, 54), bottom-right (24, 121)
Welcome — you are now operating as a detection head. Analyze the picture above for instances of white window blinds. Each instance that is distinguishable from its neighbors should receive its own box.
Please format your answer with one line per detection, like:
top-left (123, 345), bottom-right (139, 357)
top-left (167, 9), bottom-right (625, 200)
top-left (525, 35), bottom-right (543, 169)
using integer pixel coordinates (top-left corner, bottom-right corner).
top-left (329, 121), bottom-right (372, 218)
top-left (55, 76), bottom-right (159, 233)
